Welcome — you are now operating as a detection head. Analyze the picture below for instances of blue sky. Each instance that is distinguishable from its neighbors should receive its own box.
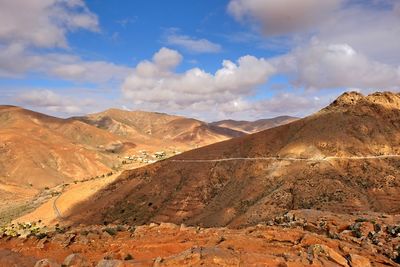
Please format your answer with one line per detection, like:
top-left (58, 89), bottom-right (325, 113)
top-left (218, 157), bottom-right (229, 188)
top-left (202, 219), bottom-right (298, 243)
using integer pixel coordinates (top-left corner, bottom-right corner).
top-left (0, 0), bottom-right (399, 121)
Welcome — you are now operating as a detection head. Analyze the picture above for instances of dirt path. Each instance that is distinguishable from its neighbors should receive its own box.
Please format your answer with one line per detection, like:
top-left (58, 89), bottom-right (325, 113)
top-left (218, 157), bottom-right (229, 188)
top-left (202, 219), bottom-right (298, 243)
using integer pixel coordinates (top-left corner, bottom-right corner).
top-left (17, 162), bottom-right (148, 225)
top-left (15, 172), bottom-right (123, 225)
top-left (50, 171), bottom-right (124, 223)
top-left (170, 154), bottom-right (400, 163)
top-left (52, 193), bottom-right (63, 220)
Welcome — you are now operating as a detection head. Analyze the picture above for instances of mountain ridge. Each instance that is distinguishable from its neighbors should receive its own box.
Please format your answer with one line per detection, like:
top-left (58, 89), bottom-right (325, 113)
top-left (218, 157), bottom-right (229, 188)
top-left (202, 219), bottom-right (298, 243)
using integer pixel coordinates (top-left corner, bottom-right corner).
top-left (63, 91), bottom-right (400, 228)
top-left (75, 108), bottom-right (245, 149)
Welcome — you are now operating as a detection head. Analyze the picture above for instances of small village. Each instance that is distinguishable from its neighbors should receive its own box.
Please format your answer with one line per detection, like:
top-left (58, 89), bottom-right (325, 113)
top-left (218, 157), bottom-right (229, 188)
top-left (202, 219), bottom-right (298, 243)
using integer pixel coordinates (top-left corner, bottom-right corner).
top-left (122, 150), bottom-right (181, 164)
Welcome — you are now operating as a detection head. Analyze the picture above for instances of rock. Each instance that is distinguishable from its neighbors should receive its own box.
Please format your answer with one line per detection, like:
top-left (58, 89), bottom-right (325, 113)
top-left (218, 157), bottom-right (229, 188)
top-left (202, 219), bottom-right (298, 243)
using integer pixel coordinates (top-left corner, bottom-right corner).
top-left (102, 230), bottom-right (113, 238)
top-left (53, 233), bottom-right (76, 248)
top-left (159, 222), bottom-right (179, 229)
top-left (87, 232), bottom-right (99, 241)
top-left (349, 221), bottom-right (374, 238)
top-left (309, 244), bottom-right (349, 266)
top-left (37, 237), bottom-right (48, 249)
top-left (153, 257), bottom-right (163, 267)
top-left (322, 245), bottom-right (349, 266)
top-left (149, 223), bottom-right (158, 228)
top-left (34, 259), bottom-right (61, 267)
top-left (96, 260), bottom-right (124, 267)
top-left (63, 253), bottom-right (90, 267)
top-left (339, 244), bottom-right (351, 254)
top-left (17, 228), bottom-right (32, 239)
top-left (358, 222), bottom-right (374, 237)
top-left (349, 254), bottom-right (371, 267)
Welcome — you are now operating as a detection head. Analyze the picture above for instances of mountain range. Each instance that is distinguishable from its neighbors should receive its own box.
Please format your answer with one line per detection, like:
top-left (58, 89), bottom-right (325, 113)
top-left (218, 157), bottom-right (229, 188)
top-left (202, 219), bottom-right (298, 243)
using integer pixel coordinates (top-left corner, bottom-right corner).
top-left (61, 92), bottom-right (400, 228)
top-left (2, 92), bottom-right (400, 266)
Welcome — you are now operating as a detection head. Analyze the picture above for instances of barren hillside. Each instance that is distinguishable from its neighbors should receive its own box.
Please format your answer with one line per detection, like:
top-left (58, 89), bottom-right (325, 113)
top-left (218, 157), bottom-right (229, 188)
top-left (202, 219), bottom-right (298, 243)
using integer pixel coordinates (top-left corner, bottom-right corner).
top-left (65, 92), bottom-right (400, 227)
top-left (76, 109), bottom-right (244, 150)
top-left (0, 106), bottom-right (126, 189)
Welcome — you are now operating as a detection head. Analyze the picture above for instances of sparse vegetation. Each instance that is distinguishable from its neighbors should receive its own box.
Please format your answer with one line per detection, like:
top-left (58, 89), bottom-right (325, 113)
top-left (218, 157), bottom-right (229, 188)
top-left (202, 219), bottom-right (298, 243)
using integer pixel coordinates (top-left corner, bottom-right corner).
top-left (103, 227), bottom-right (117, 236)
top-left (0, 221), bottom-right (49, 239)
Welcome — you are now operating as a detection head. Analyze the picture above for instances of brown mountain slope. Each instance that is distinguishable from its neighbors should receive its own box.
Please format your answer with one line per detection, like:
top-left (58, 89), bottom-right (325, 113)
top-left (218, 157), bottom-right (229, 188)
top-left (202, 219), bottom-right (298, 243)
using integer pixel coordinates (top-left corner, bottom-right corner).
top-left (0, 107), bottom-right (243, 191)
top-left (0, 106), bottom-right (127, 190)
top-left (76, 109), bottom-right (244, 150)
top-left (65, 91), bottom-right (400, 227)
top-left (211, 115), bottom-right (298, 133)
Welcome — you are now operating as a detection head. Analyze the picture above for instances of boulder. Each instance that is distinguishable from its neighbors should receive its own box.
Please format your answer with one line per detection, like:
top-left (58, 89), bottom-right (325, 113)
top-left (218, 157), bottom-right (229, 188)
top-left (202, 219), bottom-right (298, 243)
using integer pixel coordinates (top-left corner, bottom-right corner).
top-left (309, 244), bottom-right (349, 266)
top-left (63, 253), bottom-right (91, 267)
top-left (34, 259), bottom-right (61, 267)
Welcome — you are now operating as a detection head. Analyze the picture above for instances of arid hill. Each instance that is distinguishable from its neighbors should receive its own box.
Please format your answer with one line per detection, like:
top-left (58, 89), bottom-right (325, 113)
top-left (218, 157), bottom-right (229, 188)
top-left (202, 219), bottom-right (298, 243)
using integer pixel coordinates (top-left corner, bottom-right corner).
top-left (66, 92), bottom-right (400, 228)
top-left (0, 106), bottom-right (126, 190)
top-left (76, 109), bottom-right (244, 150)
top-left (211, 115), bottom-right (298, 133)
top-left (0, 106), bottom-right (246, 224)
top-left (0, 107), bottom-right (244, 190)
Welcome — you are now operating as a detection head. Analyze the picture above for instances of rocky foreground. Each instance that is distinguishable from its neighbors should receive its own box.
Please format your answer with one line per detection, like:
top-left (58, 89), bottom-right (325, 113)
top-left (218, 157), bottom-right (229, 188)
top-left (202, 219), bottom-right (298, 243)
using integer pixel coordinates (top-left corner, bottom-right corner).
top-left (0, 210), bottom-right (399, 266)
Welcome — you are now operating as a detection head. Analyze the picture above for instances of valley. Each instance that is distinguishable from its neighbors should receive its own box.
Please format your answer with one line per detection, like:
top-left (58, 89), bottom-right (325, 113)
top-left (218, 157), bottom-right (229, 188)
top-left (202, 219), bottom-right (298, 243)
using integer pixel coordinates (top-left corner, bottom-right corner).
top-left (1, 92), bottom-right (400, 266)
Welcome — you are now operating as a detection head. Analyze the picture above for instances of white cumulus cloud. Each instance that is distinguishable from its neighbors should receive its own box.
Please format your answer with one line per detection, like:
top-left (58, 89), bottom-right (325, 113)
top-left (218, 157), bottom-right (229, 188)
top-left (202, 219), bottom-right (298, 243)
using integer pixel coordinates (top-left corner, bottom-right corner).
top-left (122, 47), bottom-right (275, 110)
top-left (273, 40), bottom-right (400, 89)
top-left (0, 0), bottom-right (99, 48)
top-left (16, 90), bottom-right (85, 114)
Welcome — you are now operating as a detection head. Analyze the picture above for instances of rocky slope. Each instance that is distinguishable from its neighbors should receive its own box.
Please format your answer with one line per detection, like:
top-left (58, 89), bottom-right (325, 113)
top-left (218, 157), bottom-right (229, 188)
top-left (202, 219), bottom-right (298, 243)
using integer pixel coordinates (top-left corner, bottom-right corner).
top-left (64, 92), bottom-right (400, 228)
top-left (211, 115), bottom-right (298, 133)
top-left (1, 210), bottom-right (399, 266)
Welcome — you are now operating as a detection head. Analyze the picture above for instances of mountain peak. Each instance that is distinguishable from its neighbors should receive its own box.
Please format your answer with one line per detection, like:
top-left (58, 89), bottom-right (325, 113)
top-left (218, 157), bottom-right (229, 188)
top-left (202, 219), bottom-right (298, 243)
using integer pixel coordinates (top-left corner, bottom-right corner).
top-left (323, 91), bottom-right (400, 112)
top-left (327, 91), bottom-right (364, 110)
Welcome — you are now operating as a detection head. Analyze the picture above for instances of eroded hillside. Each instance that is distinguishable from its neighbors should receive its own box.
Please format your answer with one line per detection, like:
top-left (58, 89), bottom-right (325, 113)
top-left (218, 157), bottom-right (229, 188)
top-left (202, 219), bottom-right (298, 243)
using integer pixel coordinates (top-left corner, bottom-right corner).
top-left (63, 92), bottom-right (400, 227)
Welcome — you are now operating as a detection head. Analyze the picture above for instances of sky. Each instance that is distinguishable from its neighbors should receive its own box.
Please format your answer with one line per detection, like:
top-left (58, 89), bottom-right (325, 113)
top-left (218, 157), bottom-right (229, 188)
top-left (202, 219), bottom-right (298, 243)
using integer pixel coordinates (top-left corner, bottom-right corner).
top-left (0, 0), bottom-right (399, 121)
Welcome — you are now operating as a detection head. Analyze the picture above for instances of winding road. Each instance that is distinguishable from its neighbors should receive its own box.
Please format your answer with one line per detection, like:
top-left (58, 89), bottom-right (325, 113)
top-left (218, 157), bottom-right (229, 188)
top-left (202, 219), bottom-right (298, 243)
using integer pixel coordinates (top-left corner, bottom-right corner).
top-left (170, 154), bottom-right (400, 163)
top-left (52, 193), bottom-right (63, 220)
top-left (51, 154), bottom-right (400, 220)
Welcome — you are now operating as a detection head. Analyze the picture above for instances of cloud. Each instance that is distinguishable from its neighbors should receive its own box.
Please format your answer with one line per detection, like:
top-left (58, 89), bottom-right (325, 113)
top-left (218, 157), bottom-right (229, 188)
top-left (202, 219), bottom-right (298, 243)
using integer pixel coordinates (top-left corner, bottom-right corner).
top-left (218, 93), bottom-right (326, 118)
top-left (122, 47), bottom-right (275, 111)
top-left (165, 29), bottom-right (222, 53)
top-left (0, 43), bottom-right (39, 77)
top-left (227, 0), bottom-right (400, 64)
top-left (228, 0), bottom-right (343, 36)
top-left (226, 0), bottom-right (400, 95)
top-left (395, 2), bottom-right (400, 14)
top-left (116, 17), bottom-right (137, 27)
top-left (0, 0), bottom-right (130, 84)
top-left (273, 40), bottom-right (400, 89)
top-left (0, 0), bottom-right (99, 48)
top-left (0, 43), bottom-right (132, 83)
top-left (318, 4), bottom-right (400, 64)
top-left (15, 90), bottom-right (87, 114)
top-left (152, 47), bottom-right (183, 70)
top-left (49, 59), bottom-right (132, 83)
